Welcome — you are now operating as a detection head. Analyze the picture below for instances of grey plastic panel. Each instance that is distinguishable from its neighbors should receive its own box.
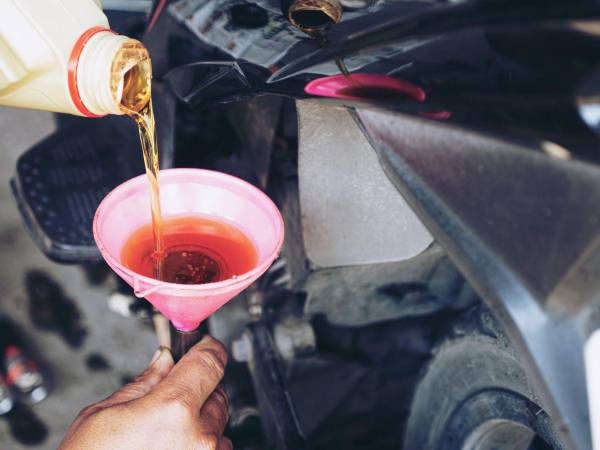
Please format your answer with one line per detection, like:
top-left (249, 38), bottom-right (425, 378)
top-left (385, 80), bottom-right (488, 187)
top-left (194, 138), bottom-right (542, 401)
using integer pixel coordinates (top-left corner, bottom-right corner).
top-left (297, 100), bottom-right (432, 267)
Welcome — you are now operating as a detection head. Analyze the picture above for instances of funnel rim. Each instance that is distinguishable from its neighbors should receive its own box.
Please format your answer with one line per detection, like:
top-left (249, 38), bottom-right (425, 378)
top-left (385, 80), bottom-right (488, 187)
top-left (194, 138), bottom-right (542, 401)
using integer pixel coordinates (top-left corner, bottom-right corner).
top-left (93, 168), bottom-right (285, 295)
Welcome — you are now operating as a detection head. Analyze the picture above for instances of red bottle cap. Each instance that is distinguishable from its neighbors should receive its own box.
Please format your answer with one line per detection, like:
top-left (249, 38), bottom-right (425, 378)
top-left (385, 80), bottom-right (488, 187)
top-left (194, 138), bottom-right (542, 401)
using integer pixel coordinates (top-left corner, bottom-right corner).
top-left (67, 26), bottom-right (116, 118)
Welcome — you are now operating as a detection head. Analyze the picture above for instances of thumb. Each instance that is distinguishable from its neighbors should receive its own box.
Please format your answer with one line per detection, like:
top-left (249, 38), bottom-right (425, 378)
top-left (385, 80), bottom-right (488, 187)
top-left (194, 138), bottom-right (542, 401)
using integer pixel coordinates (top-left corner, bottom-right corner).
top-left (105, 347), bottom-right (174, 405)
top-left (152, 336), bottom-right (227, 411)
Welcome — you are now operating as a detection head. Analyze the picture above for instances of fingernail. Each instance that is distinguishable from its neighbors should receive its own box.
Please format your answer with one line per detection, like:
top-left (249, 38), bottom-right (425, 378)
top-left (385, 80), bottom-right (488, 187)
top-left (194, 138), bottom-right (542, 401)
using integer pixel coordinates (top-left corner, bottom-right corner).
top-left (150, 348), bottom-right (162, 365)
top-left (150, 346), bottom-right (171, 365)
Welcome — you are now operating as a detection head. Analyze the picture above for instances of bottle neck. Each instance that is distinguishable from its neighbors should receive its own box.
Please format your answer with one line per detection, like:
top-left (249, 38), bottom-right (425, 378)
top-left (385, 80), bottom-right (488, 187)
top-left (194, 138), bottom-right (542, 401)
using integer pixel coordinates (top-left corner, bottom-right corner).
top-left (71, 29), bottom-right (150, 117)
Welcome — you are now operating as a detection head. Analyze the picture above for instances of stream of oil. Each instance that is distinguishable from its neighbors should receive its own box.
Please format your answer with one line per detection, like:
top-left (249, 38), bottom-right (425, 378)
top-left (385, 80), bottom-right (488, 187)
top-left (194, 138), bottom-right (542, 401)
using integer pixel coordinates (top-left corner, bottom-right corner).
top-left (117, 47), bottom-right (164, 280)
top-left (336, 56), bottom-right (363, 91)
top-left (335, 58), bottom-right (352, 79)
top-left (130, 101), bottom-right (164, 280)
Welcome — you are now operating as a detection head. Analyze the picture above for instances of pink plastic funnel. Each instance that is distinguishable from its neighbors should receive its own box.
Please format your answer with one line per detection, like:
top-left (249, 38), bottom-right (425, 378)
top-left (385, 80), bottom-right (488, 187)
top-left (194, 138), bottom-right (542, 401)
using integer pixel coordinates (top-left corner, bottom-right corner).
top-left (93, 168), bottom-right (284, 332)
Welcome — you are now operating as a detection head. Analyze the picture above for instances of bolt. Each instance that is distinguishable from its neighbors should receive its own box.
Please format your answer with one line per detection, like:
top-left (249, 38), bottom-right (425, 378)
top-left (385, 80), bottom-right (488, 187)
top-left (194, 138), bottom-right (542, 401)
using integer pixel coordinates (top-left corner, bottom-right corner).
top-left (232, 333), bottom-right (252, 363)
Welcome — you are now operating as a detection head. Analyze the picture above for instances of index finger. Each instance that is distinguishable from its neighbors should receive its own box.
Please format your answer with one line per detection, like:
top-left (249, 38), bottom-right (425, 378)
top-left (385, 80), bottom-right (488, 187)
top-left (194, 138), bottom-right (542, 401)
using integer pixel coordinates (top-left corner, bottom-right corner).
top-left (153, 335), bottom-right (228, 411)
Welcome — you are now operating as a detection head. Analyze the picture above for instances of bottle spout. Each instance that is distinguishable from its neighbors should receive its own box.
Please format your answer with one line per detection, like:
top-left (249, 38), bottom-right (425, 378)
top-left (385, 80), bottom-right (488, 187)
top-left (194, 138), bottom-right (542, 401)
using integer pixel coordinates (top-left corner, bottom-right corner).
top-left (77, 33), bottom-right (152, 116)
top-left (112, 41), bottom-right (152, 114)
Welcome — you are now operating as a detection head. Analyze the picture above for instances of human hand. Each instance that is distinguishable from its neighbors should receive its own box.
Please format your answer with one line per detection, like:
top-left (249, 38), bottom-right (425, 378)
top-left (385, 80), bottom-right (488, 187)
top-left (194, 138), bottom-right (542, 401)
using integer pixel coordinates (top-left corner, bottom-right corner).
top-left (59, 336), bottom-right (232, 450)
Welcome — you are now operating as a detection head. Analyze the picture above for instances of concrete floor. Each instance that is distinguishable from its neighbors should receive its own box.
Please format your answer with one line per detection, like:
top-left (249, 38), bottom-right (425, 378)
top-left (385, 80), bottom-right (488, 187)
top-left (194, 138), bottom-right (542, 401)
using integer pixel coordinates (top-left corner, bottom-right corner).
top-left (0, 107), bottom-right (157, 449)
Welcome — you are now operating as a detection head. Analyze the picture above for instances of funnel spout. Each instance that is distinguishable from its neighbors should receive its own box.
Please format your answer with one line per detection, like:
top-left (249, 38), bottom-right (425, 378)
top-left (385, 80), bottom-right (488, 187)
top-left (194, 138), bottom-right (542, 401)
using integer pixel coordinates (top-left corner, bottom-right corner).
top-left (171, 326), bottom-right (203, 362)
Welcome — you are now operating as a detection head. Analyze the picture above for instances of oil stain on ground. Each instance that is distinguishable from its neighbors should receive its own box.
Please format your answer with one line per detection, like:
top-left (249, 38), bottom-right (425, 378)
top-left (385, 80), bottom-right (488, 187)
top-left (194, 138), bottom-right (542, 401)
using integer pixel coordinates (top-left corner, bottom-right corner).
top-left (120, 374), bottom-right (135, 385)
top-left (81, 262), bottom-right (111, 286)
top-left (25, 270), bottom-right (87, 348)
top-left (85, 353), bottom-right (111, 372)
top-left (4, 403), bottom-right (48, 446)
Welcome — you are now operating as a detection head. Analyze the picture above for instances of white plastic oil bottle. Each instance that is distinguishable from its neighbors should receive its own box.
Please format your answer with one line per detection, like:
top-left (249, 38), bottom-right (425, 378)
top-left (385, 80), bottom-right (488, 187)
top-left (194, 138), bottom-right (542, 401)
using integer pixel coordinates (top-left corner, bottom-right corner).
top-left (0, 0), bottom-right (150, 117)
